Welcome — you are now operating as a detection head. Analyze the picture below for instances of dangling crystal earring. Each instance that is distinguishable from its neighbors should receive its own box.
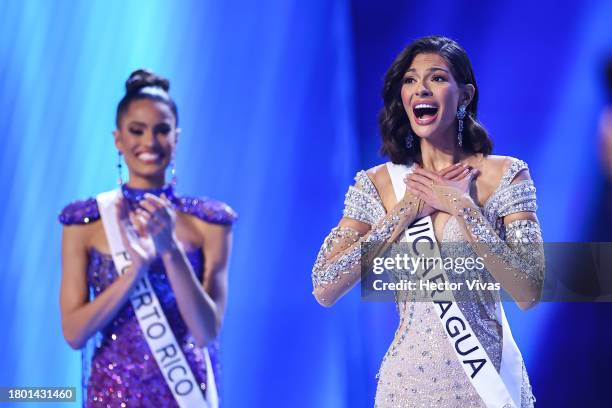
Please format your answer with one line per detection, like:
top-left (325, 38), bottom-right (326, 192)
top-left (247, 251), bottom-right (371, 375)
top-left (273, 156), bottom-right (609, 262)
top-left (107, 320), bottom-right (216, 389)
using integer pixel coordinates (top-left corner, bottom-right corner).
top-left (405, 130), bottom-right (414, 149)
top-left (456, 104), bottom-right (467, 147)
top-left (170, 159), bottom-right (177, 186)
top-left (117, 151), bottom-right (123, 186)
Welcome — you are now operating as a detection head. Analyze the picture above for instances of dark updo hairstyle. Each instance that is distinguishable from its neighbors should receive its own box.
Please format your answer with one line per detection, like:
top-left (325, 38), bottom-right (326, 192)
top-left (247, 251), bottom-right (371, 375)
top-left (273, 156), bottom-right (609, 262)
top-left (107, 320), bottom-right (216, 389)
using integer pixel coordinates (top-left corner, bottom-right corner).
top-left (379, 36), bottom-right (492, 164)
top-left (116, 69), bottom-right (178, 127)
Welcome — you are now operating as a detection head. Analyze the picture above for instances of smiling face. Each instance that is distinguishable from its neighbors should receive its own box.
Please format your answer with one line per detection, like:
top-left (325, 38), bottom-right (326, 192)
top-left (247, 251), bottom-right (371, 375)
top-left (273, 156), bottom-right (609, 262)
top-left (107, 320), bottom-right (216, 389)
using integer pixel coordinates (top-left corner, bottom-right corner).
top-left (401, 53), bottom-right (473, 143)
top-left (114, 98), bottom-right (178, 187)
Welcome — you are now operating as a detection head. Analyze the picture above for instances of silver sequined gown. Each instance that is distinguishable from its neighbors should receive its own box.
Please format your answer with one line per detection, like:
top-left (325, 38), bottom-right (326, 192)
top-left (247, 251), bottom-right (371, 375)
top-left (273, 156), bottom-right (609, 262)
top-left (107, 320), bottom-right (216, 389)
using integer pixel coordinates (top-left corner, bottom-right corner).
top-left (374, 159), bottom-right (538, 408)
top-left (374, 222), bottom-right (536, 407)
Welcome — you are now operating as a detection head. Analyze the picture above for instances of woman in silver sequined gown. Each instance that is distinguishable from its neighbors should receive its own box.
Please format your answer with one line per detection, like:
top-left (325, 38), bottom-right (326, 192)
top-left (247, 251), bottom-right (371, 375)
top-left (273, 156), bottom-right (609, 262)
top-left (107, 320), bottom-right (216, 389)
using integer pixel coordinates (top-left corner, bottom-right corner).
top-left (311, 36), bottom-right (543, 407)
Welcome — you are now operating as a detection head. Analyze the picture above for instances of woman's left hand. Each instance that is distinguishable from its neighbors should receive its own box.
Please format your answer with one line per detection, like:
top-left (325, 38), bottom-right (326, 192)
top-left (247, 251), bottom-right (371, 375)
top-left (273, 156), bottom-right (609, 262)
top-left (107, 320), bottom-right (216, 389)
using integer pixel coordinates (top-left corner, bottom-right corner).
top-left (406, 166), bottom-right (478, 215)
top-left (137, 193), bottom-right (179, 256)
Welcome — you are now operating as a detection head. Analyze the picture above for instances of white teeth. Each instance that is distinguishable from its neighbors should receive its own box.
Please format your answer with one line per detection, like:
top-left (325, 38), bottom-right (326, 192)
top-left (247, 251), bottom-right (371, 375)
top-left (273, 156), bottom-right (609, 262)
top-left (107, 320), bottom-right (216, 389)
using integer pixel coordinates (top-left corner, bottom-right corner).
top-left (138, 152), bottom-right (160, 161)
top-left (414, 103), bottom-right (437, 109)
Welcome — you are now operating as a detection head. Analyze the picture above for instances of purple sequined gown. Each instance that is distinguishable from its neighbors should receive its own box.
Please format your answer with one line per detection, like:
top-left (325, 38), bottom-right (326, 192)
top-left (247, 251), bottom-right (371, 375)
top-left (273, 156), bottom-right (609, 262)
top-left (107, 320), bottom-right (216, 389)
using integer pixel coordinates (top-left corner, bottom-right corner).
top-left (60, 185), bottom-right (237, 407)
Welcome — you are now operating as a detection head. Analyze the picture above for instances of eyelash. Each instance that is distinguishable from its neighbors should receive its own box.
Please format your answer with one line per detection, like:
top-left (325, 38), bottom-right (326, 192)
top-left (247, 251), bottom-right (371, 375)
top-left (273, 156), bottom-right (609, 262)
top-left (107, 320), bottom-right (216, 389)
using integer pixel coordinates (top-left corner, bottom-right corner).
top-left (403, 75), bottom-right (446, 84)
top-left (128, 127), bottom-right (170, 135)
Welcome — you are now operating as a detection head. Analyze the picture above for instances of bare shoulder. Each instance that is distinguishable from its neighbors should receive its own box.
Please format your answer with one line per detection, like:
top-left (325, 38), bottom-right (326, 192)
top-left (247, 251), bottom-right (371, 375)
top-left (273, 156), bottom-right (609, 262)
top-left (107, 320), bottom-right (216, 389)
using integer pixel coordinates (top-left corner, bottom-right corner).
top-left (473, 155), bottom-right (531, 205)
top-left (364, 163), bottom-right (387, 180)
top-left (479, 155), bottom-right (511, 179)
top-left (362, 163), bottom-right (388, 190)
top-left (187, 215), bottom-right (232, 276)
top-left (184, 214), bottom-right (231, 248)
top-left (483, 154), bottom-right (532, 181)
top-left (188, 214), bottom-right (231, 235)
top-left (365, 163), bottom-right (397, 211)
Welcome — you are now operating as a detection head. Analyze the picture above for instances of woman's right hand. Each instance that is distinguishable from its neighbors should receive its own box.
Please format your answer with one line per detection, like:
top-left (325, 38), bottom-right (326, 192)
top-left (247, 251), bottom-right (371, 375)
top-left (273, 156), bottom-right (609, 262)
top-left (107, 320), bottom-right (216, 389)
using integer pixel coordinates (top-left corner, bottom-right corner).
top-left (115, 198), bottom-right (157, 281)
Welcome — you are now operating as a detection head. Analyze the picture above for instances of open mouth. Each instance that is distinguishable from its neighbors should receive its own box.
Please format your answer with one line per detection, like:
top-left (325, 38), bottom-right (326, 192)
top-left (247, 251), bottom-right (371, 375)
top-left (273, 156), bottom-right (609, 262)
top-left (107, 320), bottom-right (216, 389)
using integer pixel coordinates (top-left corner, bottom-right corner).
top-left (136, 152), bottom-right (164, 164)
top-left (412, 103), bottom-right (439, 125)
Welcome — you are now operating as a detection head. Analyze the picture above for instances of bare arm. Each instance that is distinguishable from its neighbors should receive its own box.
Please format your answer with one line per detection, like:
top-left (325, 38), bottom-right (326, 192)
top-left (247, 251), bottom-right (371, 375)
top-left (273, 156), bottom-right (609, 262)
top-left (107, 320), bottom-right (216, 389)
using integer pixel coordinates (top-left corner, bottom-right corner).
top-left (160, 223), bottom-right (231, 347)
top-left (59, 225), bottom-right (144, 349)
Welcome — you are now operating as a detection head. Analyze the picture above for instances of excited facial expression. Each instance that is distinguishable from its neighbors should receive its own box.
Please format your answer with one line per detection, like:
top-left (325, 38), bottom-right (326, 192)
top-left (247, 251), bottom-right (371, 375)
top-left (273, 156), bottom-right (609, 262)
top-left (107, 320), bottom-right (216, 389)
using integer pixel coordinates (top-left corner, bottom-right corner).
top-left (401, 53), bottom-right (469, 142)
top-left (114, 98), bottom-right (178, 184)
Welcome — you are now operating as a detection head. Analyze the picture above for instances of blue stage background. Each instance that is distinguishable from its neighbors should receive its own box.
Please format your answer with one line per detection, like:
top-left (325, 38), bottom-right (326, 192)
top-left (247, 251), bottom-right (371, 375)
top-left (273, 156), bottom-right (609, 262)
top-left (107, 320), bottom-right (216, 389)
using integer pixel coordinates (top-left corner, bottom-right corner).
top-left (1, 1), bottom-right (611, 406)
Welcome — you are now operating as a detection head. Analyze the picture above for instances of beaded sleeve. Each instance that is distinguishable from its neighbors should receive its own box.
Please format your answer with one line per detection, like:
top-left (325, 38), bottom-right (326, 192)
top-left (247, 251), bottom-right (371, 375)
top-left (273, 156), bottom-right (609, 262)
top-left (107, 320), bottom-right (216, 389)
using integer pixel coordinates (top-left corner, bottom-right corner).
top-left (59, 196), bottom-right (237, 226)
top-left (434, 159), bottom-right (544, 303)
top-left (172, 196), bottom-right (237, 226)
top-left (58, 198), bottom-right (100, 225)
top-left (312, 171), bottom-right (421, 306)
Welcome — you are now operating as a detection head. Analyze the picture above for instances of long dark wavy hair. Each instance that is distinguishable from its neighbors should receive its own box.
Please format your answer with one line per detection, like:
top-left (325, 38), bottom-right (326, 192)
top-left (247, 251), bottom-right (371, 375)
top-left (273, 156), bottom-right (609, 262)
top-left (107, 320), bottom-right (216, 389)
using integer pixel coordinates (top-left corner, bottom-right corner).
top-left (379, 36), bottom-right (492, 164)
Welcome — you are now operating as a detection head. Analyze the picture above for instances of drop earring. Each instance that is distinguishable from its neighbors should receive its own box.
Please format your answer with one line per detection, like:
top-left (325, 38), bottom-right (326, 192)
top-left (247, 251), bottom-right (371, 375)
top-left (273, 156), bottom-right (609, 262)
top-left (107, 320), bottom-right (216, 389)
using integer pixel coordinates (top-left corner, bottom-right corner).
top-left (405, 130), bottom-right (414, 149)
top-left (457, 104), bottom-right (467, 147)
top-left (170, 159), bottom-right (177, 186)
top-left (117, 151), bottom-right (124, 186)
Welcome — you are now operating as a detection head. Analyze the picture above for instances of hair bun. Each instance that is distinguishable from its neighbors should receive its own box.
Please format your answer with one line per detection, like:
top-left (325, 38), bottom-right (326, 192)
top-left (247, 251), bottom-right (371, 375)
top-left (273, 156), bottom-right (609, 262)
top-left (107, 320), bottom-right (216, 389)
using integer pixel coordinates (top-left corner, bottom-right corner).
top-left (125, 69), bottom-right (170, 94)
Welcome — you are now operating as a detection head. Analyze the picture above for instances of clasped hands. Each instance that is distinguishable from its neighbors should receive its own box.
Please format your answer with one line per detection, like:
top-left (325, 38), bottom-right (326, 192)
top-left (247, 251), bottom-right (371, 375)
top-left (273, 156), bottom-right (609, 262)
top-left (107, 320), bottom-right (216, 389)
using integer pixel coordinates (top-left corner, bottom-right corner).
top-left (115, 193), bottom-right (178, 270)
top-left (404, 163), bottom-right (478, 218)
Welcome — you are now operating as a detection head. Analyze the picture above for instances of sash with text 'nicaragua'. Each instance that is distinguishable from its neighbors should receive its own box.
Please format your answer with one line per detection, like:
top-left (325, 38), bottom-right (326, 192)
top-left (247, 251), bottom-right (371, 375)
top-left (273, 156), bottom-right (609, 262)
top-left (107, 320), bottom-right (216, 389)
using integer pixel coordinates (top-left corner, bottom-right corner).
top-left (386, 162), bottom-right (522, 408)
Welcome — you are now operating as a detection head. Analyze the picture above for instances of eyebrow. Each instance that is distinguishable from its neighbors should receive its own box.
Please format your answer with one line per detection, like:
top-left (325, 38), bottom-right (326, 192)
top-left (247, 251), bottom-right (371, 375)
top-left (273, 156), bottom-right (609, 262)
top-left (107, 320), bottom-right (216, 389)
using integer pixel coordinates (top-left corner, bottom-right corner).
top-left (127, 120), bottom-right (171, 127)
top-left (404, 67), bottom-right (449, 75)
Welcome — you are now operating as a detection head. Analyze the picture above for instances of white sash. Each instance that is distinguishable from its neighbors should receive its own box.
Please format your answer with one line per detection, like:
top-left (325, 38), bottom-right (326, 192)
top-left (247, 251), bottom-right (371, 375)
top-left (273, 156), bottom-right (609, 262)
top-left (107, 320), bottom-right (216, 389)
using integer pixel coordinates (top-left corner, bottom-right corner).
top-left (386, 162), bottom-right (522, 408)
top-left (97, 189), bottom-right (218, 408)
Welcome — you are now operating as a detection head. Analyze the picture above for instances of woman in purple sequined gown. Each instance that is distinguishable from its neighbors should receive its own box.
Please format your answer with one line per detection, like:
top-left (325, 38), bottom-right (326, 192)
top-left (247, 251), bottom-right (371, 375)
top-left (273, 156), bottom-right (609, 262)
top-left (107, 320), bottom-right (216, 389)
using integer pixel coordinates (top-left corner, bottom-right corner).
top-left (59, 69), bottom-right (236, 407)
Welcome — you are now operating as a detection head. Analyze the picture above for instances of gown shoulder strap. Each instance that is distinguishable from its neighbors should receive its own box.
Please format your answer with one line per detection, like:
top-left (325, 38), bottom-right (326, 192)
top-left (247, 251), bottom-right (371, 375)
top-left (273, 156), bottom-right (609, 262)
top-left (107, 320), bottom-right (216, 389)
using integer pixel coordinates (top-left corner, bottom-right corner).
top-left (58, 197), bottom-right (100, 225)
top-left (173, 196), bottom-right (238, 226)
